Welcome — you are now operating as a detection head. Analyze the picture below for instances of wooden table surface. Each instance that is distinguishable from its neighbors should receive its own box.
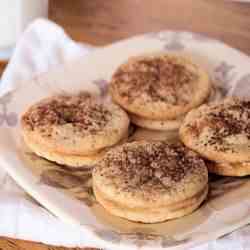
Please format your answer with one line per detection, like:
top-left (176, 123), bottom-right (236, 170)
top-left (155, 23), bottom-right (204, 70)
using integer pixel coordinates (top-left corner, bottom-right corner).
top-left (1, 0), bottom-right (250, 249)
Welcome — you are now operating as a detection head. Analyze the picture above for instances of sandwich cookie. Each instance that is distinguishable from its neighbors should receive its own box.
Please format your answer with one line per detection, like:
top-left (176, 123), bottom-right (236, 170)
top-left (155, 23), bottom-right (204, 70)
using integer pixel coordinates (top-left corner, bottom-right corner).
top-left (109, 53), bottom-right (211, 131)
top-left (93, 141), bottom-right (208, 223)
top-left (21, 92), bottom-right (130, 167)
top-left (180, 98), bottom-right (250, 176)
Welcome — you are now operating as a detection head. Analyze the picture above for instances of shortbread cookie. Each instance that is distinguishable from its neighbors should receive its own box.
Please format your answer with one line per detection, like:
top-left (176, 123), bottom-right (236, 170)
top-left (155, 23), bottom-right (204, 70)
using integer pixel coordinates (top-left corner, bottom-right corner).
top-left (110, 53), bottom-right (211, 120)
top-left (180, 98), bottom-right (250, 164)
top-left (93, 141), bottom-right (208, 223)
top-left (21, 92), bottom-right (129, 166)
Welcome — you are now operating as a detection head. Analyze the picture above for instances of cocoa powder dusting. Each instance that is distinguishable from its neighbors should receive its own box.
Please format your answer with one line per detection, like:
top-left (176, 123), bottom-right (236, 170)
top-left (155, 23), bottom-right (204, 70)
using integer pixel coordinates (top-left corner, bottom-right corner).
top-left (111, 56), bottom-right (197, 104)
top-left (96, 142), bottom-right (206, 194)
top-left (193, 99), bottom-right (250, 151)
top-left (22, 92), bottom-right (111, 134)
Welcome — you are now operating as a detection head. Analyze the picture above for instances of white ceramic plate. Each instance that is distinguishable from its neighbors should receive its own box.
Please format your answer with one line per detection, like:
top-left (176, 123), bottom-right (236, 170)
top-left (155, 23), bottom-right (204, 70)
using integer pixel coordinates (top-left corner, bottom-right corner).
top-left (1, 31), bottom-right (250, 250)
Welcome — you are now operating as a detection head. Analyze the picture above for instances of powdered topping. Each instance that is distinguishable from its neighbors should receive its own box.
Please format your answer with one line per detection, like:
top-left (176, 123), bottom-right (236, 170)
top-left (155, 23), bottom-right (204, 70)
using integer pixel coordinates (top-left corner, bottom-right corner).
top-left (95, 141), bottom-right (207, 195)
top-left (111, 55), bottom-right (198, 105)
top-left (190, 98), bottom-right (250, 151)
top-left (22, 92), bottom-right (112, 135)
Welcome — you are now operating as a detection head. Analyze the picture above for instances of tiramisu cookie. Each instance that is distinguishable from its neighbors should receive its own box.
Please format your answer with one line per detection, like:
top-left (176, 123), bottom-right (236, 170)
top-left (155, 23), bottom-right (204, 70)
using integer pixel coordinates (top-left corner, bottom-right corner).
top-left (93, 141), bottom-right (208, 223)
top-left (21, 92), bottom-right (129, 167)
top-left (109, 54), bottom-right (211, 121)
top-left (180, 98), bottom-right (250, 176)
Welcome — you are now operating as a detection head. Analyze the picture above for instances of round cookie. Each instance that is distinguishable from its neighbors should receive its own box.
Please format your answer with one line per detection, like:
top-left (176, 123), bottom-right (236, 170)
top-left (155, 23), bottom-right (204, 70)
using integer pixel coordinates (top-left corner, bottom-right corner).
top-left (109, 53), bottom-right (211, 120)
top-left (93, 141), bottom-right (208, 223)
top-left (21, 92), bottom-right (130, 165)
top-left (180, 98), bottom-right (250, 164)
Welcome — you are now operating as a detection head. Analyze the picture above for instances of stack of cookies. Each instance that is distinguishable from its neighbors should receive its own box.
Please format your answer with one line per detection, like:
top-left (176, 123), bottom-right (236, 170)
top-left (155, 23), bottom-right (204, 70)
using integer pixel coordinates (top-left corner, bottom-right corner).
top-left (21, 92), bottom-right (129, 168)
top-left (93, 141), bottom-right (208, 223)
top-left (180, 97), bottom-right (250, 177)
top-left (109, 54), bottom-right (216, 131)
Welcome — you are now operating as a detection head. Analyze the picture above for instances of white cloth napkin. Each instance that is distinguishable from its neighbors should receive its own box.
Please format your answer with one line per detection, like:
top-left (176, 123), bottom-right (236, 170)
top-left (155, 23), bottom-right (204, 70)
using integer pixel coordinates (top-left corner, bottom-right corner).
top-left (1, 18), bottom-right (250, 249)
top-left (0, 18), bottom-right (96, 248)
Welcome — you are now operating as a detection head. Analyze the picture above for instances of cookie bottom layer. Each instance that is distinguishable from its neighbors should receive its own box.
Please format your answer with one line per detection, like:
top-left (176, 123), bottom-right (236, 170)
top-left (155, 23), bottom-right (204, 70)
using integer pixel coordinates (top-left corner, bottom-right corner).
top-left (93, 184), bottom-right (208, 223)
top-left (130, 114), bottom-right (182, 131)
top-left (23, 132), bottom-right (128, 167)
top-left (130, 87), bottom-right (223, 131)
top-left (207, 161), bottom-right (250, 176)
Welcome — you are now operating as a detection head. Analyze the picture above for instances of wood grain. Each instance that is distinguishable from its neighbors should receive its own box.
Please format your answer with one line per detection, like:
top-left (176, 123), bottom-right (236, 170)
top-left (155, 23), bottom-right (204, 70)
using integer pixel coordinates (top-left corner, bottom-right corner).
top-left (0, 0), bottom-right (250, 249)
top-left (49, 0), bottom-right (250, 54)
top-left (0, 60), bottom-right (7, 76)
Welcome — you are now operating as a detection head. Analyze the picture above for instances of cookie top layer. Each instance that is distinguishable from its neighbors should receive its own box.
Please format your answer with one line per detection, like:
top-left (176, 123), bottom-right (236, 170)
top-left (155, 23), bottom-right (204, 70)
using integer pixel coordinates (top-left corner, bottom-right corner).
top-left (93, 141), bottom-right (208, 206)
top-left (23, 92), bottom-right (110, 133)
top-left (21, 92), bottom-right (129, 155)
top-left (180, 98), bottom-right (250, 163)
top-left (109, 54), bottom-right (211, 120)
